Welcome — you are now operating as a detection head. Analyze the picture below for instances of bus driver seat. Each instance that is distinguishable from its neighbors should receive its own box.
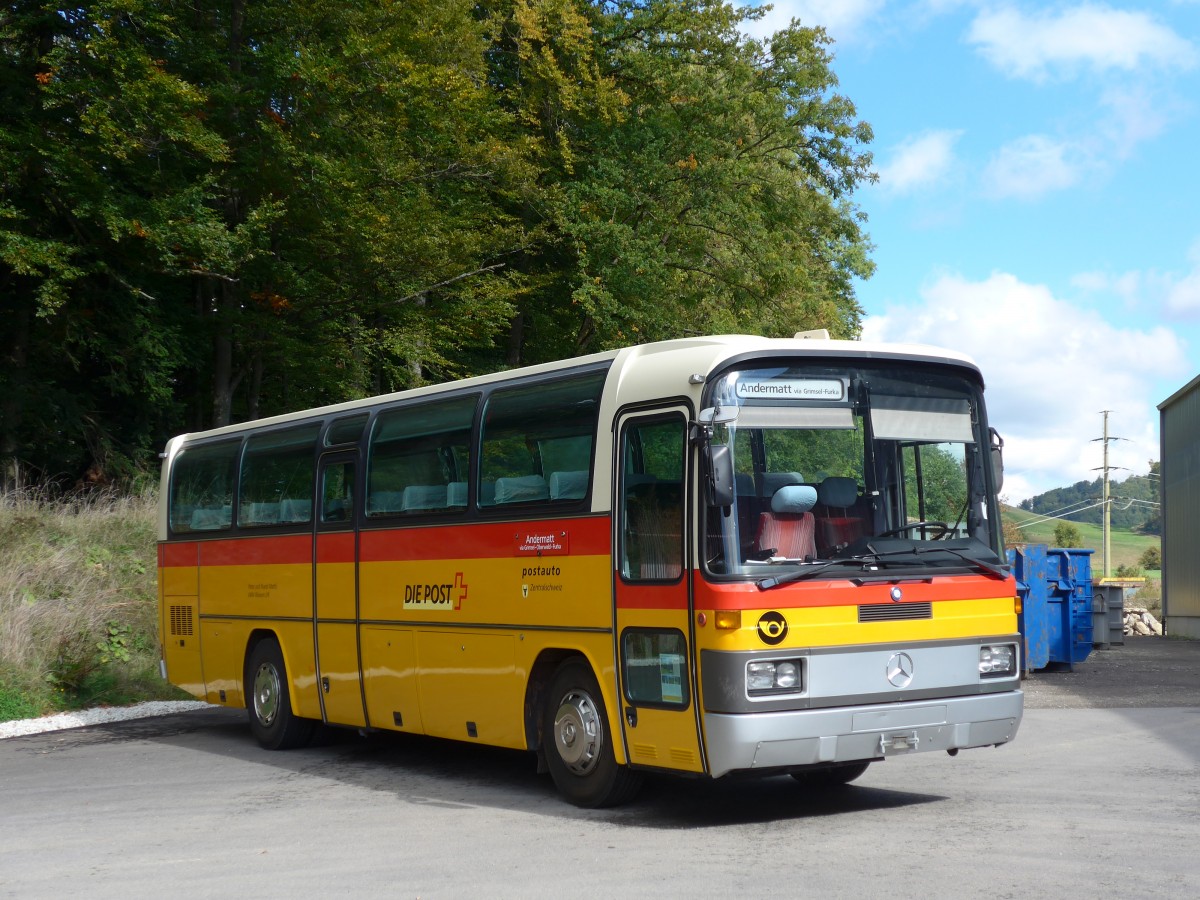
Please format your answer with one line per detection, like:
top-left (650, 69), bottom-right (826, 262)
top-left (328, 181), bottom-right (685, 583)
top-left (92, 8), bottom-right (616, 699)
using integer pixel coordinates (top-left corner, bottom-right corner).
top-left (816, 476), bottom-right (867, 551)
top-left (754, 484), bottom-right (818, 560)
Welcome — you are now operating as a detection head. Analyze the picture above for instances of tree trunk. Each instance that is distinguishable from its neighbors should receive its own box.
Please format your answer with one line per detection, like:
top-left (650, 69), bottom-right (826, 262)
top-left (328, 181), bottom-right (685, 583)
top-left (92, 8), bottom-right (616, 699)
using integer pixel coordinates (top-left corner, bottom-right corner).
top-left (208, 0), bottom-right (247, 429)
top-left (1, 295), bottom-right (31, 490)
top-left (247, 350), bottom-right (264, 421)
top-left (506, 310), bottom-right (525, 367)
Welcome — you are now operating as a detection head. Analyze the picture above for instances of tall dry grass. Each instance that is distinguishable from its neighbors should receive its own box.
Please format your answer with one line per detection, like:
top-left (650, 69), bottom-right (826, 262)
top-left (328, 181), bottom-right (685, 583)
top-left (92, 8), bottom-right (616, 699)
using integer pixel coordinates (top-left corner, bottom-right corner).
top-left (0, 487), bottom-right (177, 718)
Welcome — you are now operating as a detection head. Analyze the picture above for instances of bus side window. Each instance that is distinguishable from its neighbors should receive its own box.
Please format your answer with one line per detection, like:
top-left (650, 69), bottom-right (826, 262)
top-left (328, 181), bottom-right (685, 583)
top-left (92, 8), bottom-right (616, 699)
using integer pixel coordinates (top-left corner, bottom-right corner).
top-left (170, 440), bottom-right (240, 533)
top-left (366, 396), bottom-right (475, 518)
top-left (479, 372), bottom-right (604, 508)
top-left (620, 418), bottom-right (685, 581)
top-left (322, 462), bottom-right (355, 523)
top-left (238, 424), bottom-right (321, 528)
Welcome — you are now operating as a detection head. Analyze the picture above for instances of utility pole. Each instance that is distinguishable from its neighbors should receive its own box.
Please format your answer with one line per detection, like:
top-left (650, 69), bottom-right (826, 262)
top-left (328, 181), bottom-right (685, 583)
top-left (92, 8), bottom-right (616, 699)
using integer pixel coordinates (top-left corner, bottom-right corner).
top-left (1102, 412), bottom-right (1111, 578)
top-left (1091, 411), bottom-right (1126, 579)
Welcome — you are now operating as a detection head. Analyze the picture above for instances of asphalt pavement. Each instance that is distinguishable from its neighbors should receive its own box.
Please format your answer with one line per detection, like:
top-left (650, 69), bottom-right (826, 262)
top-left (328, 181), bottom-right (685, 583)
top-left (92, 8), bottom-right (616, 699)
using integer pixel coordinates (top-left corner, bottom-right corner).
top-left (1022, 636), bottom-right (1200, 708)
top-left (1, 637), bottom-right (1197, 897)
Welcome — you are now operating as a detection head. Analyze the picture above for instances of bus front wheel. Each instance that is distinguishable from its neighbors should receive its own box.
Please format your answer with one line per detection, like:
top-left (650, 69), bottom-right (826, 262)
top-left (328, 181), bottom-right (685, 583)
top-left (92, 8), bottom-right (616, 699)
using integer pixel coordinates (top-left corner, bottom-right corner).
top-left (246, 638), bottom-right (315, 751)
top-left (543, 661), bottom-right (642, 808)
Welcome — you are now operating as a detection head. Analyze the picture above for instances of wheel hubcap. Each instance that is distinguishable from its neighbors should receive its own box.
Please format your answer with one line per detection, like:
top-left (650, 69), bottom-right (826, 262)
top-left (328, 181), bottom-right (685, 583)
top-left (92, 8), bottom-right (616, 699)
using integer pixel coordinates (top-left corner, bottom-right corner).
top-left (253, 662), bottom-right (280, 727)
top-left (553, 689), bottom-right (603, 776)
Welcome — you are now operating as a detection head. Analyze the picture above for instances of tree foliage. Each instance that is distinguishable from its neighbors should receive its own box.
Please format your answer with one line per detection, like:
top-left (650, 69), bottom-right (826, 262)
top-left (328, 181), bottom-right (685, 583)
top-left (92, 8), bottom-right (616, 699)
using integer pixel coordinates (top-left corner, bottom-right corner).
top-left (1139, 545), bottom-right (1161, 570)
top-left (1, 1), bottom-right (876, 485)
top-left (1053, 521), bottom-right (1082, 549)
top-left (1020, 467), bottom-right (1159, 534)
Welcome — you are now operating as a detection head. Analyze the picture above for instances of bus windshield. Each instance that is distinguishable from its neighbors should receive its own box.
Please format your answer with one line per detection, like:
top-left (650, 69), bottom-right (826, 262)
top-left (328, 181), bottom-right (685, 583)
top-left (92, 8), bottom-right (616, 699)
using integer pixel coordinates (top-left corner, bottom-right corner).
top-left (704, 362), bottom-right (1003, 580)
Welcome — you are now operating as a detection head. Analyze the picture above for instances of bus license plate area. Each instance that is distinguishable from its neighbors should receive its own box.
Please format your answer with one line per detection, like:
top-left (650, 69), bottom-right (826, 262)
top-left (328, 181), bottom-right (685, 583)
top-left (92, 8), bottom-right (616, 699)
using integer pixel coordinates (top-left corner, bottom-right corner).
top-left (880, 730), bottom-right (919, 755)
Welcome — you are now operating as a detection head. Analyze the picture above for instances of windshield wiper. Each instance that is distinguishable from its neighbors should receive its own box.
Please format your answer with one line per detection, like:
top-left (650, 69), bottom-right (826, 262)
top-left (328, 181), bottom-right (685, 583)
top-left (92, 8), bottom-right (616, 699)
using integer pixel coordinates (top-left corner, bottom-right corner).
top-left (913, 545), bottom-right (1008, 579)
top-left (757, 545), bottom-right (1008, 590)
top-left (757, 553), bottom-right (889, 590)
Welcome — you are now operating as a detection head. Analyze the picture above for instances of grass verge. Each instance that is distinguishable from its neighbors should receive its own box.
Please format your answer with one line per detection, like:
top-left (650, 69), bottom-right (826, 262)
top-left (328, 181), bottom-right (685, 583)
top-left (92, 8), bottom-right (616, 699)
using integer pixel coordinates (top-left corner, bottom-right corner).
top-left (0, 487), bottom-right (189, 722)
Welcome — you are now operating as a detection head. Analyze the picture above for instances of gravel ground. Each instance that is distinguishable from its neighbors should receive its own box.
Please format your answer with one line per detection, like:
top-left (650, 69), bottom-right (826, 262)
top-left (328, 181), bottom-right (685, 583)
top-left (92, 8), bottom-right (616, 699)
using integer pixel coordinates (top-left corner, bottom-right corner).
top-left (0, 700), bottom-right (211, 739)
top-left (1, 637), bottom-right (1194, 740)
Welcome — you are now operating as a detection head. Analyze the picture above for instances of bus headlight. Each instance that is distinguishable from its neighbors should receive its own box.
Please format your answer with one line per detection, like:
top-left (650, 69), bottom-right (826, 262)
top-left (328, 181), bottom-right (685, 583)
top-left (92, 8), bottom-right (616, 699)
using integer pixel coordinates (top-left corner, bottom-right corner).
top-left (979, 644), bottom-right (1017, 677)
top-left (747, 659), bottom-right (802, 695)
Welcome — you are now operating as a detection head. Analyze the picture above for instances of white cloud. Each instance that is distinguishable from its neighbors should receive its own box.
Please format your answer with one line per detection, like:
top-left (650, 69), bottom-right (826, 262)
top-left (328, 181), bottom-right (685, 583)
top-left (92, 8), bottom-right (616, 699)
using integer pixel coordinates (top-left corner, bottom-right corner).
top-left (981, 135), bottom-right (1085, 200)
top-left (743, 0), bottom-right (886, 42)
top-left (1072, 240), bottom-right (1200, 318)
top-left (967, 4), bottom-right (1198, 81)
top-left (1163, 246), bottom-right (1200, 314)
top-left (861, 271), bottom-right (1188, 500)
top-left (1098, 86), bottom-right (1171, 159)
top-left (877, 129), bottom-right (963, 194)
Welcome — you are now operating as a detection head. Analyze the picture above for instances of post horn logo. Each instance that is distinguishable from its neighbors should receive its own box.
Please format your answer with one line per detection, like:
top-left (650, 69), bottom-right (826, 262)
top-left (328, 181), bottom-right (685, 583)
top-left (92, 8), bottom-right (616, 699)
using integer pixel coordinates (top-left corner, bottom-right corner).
top-left (757, 611), bottom-right (788, 645)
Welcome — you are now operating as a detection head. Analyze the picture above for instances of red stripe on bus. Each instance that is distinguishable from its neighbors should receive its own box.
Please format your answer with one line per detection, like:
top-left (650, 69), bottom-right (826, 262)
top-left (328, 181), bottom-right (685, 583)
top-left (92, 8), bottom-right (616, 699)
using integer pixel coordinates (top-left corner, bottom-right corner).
top-left (158, 518), bottom-right (611, 568)
top-left (199, 534), bottom-right (312, 567)
top-left (615, 590), bottom-right (690, 611)
top-left (695, 575), bottom-right (1015, 610)
top-left (359, 517), bottom-right (610, 563)
top-left (317, 532), bottom-right (356, 564)
top-left (160, 542), bottom-right (198, 568)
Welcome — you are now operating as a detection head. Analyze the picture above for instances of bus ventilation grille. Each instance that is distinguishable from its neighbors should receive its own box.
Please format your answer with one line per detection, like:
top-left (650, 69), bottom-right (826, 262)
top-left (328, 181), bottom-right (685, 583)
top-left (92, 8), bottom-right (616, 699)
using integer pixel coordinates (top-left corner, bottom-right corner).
top-left (170, 605), bottom-right (195, 636)
top-left (858, 602), bottom-right (932, 622)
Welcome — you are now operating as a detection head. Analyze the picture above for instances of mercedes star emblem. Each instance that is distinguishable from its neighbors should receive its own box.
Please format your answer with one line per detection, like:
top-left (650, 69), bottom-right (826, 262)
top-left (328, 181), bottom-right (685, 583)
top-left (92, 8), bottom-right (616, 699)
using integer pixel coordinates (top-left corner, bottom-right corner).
top-left (887, 651), bottom-right (915, 688)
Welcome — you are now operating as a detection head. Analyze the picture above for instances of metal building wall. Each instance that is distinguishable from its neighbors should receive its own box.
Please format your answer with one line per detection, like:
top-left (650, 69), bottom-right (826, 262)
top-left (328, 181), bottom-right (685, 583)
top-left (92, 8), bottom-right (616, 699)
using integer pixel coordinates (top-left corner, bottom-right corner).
top-left (1160, 374), bottom-right (1200, 638)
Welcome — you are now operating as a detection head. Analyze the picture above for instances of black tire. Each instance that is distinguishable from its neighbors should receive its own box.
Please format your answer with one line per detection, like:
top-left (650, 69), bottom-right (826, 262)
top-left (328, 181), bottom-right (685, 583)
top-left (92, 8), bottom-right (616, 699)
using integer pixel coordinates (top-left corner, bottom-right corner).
top-left (543, 660), bottom-right (642, 808)
top-left (245, 638), bottom-right (316, 750)
top-left (790, 761), bottom-right (871, 788)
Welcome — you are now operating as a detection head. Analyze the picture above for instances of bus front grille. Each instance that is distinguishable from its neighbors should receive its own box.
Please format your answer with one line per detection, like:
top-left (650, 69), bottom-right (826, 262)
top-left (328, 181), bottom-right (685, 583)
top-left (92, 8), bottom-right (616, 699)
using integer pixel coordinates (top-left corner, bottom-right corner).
top-left (858, 602), bottom-right (932, 622)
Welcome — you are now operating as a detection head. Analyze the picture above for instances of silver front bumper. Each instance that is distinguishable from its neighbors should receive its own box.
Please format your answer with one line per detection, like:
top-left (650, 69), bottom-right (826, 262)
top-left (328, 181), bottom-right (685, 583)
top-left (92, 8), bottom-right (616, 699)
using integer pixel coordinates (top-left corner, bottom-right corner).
top-left (704, 689), bottom-right (1022, 778)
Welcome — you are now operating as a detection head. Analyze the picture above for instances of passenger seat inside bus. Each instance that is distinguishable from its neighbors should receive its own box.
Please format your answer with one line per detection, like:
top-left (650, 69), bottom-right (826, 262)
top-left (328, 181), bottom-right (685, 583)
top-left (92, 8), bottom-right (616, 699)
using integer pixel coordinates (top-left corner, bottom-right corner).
top-left (401, 484), bottom-right (448, 512)
top-left (493, 475), bottom-right (550, 505)
top-left (814, 476), bottom-right (868, 553)
top-left (548, 470), bottom-right (588, 501)
top-left (447, 481), bottom-right (468, 508)
top-left (754, 484), bottom-right (817, 560)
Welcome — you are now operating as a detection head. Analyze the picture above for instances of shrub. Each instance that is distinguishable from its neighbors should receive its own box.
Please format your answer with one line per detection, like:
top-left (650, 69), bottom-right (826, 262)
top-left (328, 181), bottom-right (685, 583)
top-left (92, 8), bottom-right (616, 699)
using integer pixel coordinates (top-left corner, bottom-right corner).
top-left (1139, 545), bottom-right (1162, 570)
top-left (1054, 521), bottom-right (1082, 549)
top-left (0, 487), bottom-right (181, 720)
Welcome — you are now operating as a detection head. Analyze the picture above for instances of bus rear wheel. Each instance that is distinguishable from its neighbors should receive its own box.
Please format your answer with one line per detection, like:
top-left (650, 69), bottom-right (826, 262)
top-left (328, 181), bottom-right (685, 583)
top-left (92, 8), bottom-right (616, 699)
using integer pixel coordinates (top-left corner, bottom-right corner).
top-left (246, 638), bottom-right (315, 751)
top-left (543, 661), bottom-right (642, 808)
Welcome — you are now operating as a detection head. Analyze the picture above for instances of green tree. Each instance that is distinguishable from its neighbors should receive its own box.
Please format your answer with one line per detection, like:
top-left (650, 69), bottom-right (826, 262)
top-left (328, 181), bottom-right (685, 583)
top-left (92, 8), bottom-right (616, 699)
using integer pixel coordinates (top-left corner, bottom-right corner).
top-left (486, 0), bottom-right (875, 364)
top-left (1139, 545), bottom-right (1161, 570)
top-left (1, 1), bottom-right (230, 485)
top-left (1054, 521), bottom-right (1082, 549)
top-left (3, 1), bottom-right (878, 484)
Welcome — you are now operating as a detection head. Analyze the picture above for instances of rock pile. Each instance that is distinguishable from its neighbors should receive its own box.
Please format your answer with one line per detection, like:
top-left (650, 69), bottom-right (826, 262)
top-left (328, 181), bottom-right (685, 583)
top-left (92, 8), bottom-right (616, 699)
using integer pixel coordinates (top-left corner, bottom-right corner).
top-left (1124, 607), bottom-right (1163, 636)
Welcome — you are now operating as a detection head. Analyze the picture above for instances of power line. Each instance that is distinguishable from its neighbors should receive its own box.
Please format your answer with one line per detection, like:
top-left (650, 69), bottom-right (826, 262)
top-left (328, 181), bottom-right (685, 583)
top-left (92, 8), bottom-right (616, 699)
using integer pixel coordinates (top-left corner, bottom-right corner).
top-left (1013, 499), bottom-right (1111, 528)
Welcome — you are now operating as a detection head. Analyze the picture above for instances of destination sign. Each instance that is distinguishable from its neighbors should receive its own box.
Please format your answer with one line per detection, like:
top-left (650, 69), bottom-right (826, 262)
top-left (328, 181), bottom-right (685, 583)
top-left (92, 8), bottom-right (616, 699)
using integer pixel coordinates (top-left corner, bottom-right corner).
top-left (735, 379), bottom-right (845, 401)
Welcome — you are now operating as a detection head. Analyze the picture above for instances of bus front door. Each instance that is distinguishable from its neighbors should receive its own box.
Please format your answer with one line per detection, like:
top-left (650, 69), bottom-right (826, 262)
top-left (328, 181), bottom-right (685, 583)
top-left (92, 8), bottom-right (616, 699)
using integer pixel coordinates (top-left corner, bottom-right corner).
top-left (613, 411), bottom-right (704, 774)
top-left (314, 453), bottom-right (367, 727)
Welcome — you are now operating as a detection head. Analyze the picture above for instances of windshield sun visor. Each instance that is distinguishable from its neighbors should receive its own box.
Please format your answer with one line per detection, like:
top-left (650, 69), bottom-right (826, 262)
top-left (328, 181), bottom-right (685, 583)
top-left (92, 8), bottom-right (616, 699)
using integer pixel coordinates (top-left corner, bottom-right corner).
top-left (870, 396), bottom-right (975, 443)
top-left (732, 406), bottom-right (855, 429)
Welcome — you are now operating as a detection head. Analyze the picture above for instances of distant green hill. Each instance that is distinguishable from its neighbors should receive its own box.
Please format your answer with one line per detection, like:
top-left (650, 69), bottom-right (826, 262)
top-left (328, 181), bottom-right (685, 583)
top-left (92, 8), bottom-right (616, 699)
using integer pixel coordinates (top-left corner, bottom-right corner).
top-left (1018, 471), bottom-right (1159, 534)
top-left (1002, 504), bottom-right (1160, 578)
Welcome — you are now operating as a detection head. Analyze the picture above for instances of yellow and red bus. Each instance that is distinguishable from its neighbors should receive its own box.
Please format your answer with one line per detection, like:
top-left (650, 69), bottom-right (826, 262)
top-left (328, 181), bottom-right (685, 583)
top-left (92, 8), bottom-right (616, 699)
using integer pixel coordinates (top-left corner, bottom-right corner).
top-left (157, 334), bottom-right (1022, 806)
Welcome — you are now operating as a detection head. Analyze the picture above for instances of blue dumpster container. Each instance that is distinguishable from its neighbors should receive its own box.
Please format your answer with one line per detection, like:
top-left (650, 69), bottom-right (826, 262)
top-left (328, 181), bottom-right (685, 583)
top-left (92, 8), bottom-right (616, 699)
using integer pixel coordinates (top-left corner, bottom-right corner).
top-left (1045, 548), bottom-right (1094, 667)
top-left (1008, 544), bottom-right (1047, 670)
top-left (1006, 545), bottom-right (1094, 670)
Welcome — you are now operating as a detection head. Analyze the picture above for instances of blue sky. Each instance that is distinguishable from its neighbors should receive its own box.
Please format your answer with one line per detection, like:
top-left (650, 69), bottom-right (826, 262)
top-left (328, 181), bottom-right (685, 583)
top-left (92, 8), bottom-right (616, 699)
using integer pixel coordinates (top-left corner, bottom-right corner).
top-left (746, 1), bottom-right (1200, 502)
